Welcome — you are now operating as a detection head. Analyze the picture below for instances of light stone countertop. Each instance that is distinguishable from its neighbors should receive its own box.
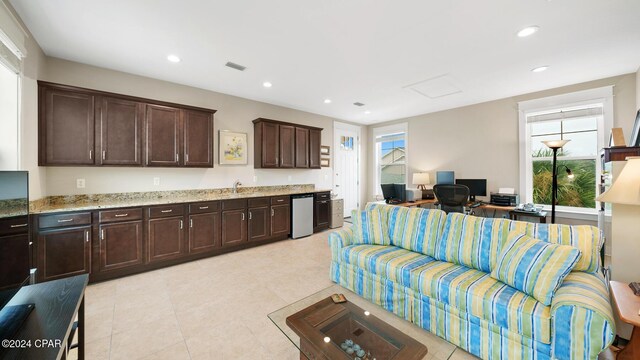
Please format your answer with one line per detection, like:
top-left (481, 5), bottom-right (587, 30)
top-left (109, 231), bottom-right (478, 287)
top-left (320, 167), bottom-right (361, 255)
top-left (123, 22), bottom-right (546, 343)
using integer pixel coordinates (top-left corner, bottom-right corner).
top-left (30, 185), bottom-right (332, 214)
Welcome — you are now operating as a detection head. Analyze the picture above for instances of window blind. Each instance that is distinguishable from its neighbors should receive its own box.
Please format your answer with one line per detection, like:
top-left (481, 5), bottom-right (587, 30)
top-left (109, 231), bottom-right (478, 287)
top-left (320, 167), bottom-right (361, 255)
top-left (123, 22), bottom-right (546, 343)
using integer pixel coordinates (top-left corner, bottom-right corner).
top-left (375, 133), bottom-right (405, 143)
top-left (526, 106), bottom-right (603, 123)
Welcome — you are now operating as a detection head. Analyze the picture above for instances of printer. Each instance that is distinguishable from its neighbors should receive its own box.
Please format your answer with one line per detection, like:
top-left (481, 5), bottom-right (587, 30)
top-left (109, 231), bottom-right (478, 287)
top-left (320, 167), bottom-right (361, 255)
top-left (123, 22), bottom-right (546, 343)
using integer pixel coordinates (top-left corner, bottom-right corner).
top-left (490, 192), bottom-right (519, 207)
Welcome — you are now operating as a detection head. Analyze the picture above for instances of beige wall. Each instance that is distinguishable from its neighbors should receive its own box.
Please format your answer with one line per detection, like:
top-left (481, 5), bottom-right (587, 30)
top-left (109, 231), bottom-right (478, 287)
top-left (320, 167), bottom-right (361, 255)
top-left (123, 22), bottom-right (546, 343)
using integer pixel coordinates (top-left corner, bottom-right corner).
top-left (38, 58), bottom-right (347, 196)
top-left (367, 74), bottom-right (637, 225)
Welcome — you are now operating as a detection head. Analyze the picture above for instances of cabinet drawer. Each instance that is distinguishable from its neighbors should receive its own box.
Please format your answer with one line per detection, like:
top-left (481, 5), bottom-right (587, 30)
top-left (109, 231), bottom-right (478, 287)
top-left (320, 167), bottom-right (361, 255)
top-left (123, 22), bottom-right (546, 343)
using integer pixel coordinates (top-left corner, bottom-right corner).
top-left (148, 204), bottom-right (185, 219)
top-left (271, 196), bottom-right (290, 205)
top-left (189, 201), bottom-right (220, 214)
top-left (39, 212), bottom-right (92, 229)
top-left (222, 199), bottom-right (247, 211)
top-left (0, 216), bottom-right (29, 236)
top-left (99, 208), bottom-right (143, 223)
top-left (315, 192), bottom-right (331, 200)
top-left (248, 197), bottom-right (269, 208)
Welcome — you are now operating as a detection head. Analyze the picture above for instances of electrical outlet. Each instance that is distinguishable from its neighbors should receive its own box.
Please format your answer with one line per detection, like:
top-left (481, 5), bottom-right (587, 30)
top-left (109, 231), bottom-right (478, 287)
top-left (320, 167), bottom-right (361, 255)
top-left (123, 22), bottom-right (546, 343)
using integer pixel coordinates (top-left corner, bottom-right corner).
top-left (324, 174), bottom-right (328, 180)
top-left (253, 176), bottom-right (258, 182)
top-left (153, 177), bottom-right (160, 186)
top-left (76, 179), bottom-right (85, 189)
top-left (287, 175), bottom-right (292, 182)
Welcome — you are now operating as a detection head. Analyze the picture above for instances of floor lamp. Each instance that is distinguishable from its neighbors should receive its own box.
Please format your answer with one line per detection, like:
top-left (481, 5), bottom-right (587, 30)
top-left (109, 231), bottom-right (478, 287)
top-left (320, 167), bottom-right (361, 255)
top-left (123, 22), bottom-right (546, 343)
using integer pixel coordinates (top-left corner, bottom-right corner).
top-left (542, 139), bottom-right (570, 224)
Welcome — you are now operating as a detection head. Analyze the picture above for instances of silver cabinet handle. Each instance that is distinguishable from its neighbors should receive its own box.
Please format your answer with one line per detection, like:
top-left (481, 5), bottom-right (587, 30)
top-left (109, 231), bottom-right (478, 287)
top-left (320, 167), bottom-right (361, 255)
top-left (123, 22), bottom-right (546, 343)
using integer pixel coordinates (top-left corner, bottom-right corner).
top-left (10, 223), bottom-right (28, 228)
top-left (186, 154), bottom-right (189, 162)
top-left (176, 153), bottom-right (179, 162)
top-left (199, 206), bottom-right (209, 210)
top-left (180, 220), bottom-right (183, 230)
top-left (241, 212), bottom-right (245, 221)
top-left (102, 150), bottom-right (106, 160)
top-left (101, 229), bottom-right (105, 240)
top-left (161, 209), bottom-right (173, 213)
top-left (271, 209), bottom-right (274, 217)
top-left (190, 219), bottom-right (193, 228)
top-left (114, 213), bottom-right (128, 217)
top-left (85, 230), bottom-right (89, 243)
top-left (249, 211), bottom-right (252, 220)
top-left (89, 150), bottom-right (93, 160)
top-left (57, 219), bottom-right (73, 223)
top-left (276, 199), bottom-right (284, 202)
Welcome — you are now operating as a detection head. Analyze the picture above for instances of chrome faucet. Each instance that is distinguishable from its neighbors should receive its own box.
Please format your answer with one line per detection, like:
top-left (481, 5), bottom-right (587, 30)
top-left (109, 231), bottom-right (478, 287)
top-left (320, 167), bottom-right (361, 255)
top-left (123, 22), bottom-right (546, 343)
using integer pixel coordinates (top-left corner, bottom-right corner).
top-left (232, 180), bottom-right (242, 194)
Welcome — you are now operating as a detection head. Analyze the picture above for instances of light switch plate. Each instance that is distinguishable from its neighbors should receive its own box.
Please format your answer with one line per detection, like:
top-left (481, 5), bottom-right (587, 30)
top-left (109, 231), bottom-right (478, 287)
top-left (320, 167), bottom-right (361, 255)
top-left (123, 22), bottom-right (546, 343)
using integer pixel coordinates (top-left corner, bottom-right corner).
top-left (153, 177), bottom-right (160, 186)
top-left (76, 179), bottom-right (85, 189)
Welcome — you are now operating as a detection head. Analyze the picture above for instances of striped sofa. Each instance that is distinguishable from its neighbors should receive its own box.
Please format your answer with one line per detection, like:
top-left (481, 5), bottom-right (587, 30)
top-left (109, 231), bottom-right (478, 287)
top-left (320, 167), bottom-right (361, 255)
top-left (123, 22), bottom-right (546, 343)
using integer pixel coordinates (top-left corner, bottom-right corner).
top-left (328, 204), bottom-right (615, 360)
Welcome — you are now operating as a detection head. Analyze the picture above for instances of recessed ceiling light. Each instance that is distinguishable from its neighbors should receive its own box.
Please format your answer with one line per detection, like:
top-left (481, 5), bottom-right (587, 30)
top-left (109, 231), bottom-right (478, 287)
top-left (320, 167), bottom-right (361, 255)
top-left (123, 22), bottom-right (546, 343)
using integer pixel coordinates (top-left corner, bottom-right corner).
top-left (517, 26), bottom-right (539, 38)
top-left (531, 66), bottom-right (549, 73)
top-left (324, 99), bottom-right (332, 104)
top-left (167, 55), bottom-right (181, 63)
top-left (262, 81), bottom-right (272, 88)
top-left (364, 110), bottom-right (371, 115)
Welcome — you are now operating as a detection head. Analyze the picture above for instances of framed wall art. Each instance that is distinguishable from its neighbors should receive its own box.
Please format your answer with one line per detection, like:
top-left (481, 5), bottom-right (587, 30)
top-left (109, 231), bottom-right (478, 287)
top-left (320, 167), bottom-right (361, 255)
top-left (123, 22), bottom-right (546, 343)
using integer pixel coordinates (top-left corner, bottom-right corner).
top-left (219, 131), bottom-right (248, 165)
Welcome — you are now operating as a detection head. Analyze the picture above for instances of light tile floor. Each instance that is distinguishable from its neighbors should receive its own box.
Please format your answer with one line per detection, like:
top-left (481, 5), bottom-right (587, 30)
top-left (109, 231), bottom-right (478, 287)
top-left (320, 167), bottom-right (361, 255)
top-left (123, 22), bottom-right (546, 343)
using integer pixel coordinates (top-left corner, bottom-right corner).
top-left (79, 227), bottom-right (476, 360)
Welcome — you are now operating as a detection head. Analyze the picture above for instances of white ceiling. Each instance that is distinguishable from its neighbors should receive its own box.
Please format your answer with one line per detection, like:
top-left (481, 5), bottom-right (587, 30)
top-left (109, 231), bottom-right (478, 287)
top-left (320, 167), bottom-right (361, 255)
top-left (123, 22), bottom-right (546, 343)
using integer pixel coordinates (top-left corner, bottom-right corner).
top-left (10, 0), bottom-right (640, 125)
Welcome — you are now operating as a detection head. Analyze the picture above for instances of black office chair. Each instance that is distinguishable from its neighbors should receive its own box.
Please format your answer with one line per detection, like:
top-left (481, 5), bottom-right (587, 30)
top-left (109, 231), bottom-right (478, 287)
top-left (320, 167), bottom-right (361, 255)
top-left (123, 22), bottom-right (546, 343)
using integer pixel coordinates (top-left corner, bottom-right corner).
top-left (433, 184), bottom-right (470, 214)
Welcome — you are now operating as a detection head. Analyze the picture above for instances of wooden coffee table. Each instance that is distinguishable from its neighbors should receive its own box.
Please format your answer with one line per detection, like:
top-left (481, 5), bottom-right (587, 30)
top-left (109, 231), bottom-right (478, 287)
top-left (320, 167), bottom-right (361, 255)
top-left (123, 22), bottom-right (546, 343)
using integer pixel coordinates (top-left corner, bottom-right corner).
top-left (268, 284), bottom-right (456, 360)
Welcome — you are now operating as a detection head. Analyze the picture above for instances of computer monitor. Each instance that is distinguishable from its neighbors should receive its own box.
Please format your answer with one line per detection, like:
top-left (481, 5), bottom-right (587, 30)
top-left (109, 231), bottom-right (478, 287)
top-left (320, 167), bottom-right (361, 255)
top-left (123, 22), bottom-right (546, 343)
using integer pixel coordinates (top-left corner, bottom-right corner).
top-left (436, 171), bottom-right (455, 185)
top-left (393, 183), bottom-right (406, 202)
top-left (381, 184), bottom-right (396, 202)
top-left (455, 179), bottom-right (487, 202)
top-left (380, 183), bottom-right (406, 203)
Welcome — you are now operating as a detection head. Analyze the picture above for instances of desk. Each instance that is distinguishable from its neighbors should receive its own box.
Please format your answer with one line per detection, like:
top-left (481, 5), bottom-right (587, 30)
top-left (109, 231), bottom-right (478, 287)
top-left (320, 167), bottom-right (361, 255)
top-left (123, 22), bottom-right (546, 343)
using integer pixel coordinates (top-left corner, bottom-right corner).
top-left (610, 281), bottom-right (640, 360)
top-left (392, 200), bottom-right (514, 212)
top-left (509, 210), bottom-right (548, 224)
top-left (2, 274), bottom-right (88, 360)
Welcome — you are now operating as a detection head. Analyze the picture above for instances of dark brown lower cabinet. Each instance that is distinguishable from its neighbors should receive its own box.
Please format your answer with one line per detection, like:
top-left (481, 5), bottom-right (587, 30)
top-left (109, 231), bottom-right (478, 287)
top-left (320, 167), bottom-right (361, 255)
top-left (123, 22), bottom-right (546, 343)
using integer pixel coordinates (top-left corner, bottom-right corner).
top-left (148, 217), bottom-right (184, 263)
top-left (98, 220), bottom-right (143, 272)
top-left (0, 234), bottom-right (30, 289)
top-left (221, 209), bottom-right (247, 247)
top-left (188, 212), bottom-right (220, 254)
top-left (248, 206), bottom-right (270, 242)
top-left (271, 204), bottom-right (290, 238)
top-left (37, 226), bottom-right (91, 282)
top-left (314, 199), bottom-right (330, 232)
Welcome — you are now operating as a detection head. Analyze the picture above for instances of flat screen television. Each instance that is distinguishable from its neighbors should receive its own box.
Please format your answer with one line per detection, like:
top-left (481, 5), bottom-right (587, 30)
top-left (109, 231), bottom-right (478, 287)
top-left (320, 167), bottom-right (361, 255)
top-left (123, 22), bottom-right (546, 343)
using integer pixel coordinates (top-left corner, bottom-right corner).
top-left (455, 179), bottom-right (487, 202)
top-left (0, 171), bottom-right (33, 342)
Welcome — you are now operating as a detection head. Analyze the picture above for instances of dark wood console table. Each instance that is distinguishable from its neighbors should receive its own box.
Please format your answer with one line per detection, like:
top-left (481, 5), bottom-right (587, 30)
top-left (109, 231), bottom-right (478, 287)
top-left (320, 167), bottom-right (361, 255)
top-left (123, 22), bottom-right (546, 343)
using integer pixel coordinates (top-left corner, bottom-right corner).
top-left (1, 274), bottom-right (88, 360)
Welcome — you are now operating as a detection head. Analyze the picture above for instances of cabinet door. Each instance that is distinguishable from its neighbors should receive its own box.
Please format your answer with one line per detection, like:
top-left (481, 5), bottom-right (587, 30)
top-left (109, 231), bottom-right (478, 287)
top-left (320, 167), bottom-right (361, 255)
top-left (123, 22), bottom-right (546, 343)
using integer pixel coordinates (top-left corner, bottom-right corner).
top-left (41, 87), bottom-right (95, 165)
top-left (0, 234), bottom-right (30, 290)
top-left (295, 127), bottom-right (309, 168)
top-left (309, 128), bottom-right (321, 169)
top-left (279, 125), bottom-right (295, 168)
top-left (148, 217), bottom-right (184, 263)
top-left (37, 226), bottom-right (91, 282)
top-left (248, 206), bottom-right (270, 242)
top-left (99, 97), bottom-right (144, 166)
top-left (314, 199), bottom-right (330, 231)
top-left (188, 212), bottom-right (220, 254)
top-left (261, 122), bottom-right (279, 168)
top-left (183, 109), bottom-right (213, 167)
top-left (145, 104), bottom-right (182, 166)
top-left (221, 210), bottom-right (247, 247)
top-left (271, 204), bottom-right (290, 238)
top-left (98, 221), bottom-right (143, 272)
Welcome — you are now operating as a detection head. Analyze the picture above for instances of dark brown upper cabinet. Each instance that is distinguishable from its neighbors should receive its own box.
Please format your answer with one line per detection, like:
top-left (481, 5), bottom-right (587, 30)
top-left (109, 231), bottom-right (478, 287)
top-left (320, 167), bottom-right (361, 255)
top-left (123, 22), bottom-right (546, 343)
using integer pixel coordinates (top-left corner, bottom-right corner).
top-left (183, 109), bottom-right (214, 167)
top-left (309, 128), bottom-right (321, 169)
top-left (38, 81), bottom-right (216, 168)
top-left (39, 86), bottom-right (95, 165)
top-left (295, 127), bottom-right (310, 168)
top-left (99, 96), bottom-right (144, 166)
top-left (253, 118), bottom-right (322, 169)
top-left (145, 104), bottom-right (182, 167)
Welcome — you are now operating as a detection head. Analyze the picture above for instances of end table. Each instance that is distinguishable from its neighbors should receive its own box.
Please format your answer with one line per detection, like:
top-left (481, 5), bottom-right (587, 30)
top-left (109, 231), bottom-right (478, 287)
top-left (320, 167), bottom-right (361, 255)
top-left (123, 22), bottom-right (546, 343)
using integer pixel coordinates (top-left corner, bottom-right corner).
top-left (610, 281), bottom-right (640, 360)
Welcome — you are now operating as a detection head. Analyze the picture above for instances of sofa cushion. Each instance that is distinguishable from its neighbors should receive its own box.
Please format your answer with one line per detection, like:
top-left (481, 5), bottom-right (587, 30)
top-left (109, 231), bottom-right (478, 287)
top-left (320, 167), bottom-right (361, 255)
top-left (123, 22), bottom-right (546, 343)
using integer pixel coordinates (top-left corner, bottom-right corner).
top-left (435, 213), bottom-right (602, 274)
top-left (340, 244), bottom-right (551, 343)
top-left (433, 213), bottom-right (512, 272)
top-left (491, 232), bottom-right (581, 306)
top-left (386, 206), bottom-right (447, 254)
top-left (351, 207), bottom-right (391, 245)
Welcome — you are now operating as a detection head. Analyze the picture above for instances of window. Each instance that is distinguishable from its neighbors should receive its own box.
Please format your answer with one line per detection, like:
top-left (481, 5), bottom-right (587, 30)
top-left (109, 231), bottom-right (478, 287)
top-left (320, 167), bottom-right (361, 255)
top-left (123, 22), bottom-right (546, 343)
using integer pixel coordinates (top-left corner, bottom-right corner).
top-left (519, 87), bottom-right (612, 214)
top-left (373, 123), bottom-right (407, 195)
top-left (0, 60), bottom-right (19, 170)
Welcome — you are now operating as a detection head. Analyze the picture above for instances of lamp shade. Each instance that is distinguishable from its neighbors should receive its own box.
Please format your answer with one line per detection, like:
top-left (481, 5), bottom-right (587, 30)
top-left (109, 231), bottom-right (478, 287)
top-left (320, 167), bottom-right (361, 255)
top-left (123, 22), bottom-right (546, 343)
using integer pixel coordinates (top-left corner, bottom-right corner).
top-left (542, 139), bottom-right (570, 149)
top-left (412, 172), bottom-right (430, 185)
top-left (596, 157), bottom-right (640, 205)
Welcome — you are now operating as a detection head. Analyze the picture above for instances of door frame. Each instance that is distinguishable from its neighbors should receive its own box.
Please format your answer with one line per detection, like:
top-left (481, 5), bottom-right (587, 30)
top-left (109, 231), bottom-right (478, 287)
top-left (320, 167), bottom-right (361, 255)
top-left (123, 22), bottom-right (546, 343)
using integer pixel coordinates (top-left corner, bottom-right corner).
top-left (333, 121), bottom-right (361, 216)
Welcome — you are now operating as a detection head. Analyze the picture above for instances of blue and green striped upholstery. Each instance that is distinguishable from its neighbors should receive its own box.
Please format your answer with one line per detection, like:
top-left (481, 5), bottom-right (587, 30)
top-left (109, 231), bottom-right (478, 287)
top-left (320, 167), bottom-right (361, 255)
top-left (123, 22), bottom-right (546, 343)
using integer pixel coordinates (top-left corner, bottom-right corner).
top-left (351, 206), bottom-right (391, 245)
top-left (385, 205), bottom-right (447, 254)
top-left (490, 232), bottom-right (581, 306)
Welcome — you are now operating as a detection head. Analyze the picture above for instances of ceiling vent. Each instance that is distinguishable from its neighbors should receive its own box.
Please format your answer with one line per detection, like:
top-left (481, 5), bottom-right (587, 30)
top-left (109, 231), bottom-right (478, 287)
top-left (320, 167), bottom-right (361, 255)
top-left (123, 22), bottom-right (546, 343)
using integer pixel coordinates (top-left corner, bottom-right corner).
top-left (353, 102), bottom-right (365, 107)
top-left (404, 74), bottom-right (462, 99)
top-left (225, 62), bottom-right (246, 71)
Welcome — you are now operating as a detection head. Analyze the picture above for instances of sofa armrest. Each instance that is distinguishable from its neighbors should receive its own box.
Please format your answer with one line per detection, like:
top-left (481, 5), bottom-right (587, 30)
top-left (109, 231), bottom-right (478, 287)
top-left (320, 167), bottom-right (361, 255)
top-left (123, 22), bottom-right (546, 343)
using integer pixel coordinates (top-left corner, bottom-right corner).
top-left (328, 226), bottom-right (355, 261)
top-left (550, 272), bottom-right (615, 360)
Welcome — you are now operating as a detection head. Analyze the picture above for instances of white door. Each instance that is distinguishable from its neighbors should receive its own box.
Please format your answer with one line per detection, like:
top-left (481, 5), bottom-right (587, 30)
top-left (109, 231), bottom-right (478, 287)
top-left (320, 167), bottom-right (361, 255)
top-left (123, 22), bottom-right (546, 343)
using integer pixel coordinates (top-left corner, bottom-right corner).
top-left (334, 122), bottom-right (360, 217)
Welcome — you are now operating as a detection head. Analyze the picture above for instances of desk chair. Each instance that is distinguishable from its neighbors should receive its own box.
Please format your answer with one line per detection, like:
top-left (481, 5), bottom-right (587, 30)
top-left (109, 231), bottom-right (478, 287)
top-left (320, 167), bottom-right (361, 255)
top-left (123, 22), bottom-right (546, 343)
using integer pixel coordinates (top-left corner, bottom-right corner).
top-left (433, 184), bottom-right (470, 214)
